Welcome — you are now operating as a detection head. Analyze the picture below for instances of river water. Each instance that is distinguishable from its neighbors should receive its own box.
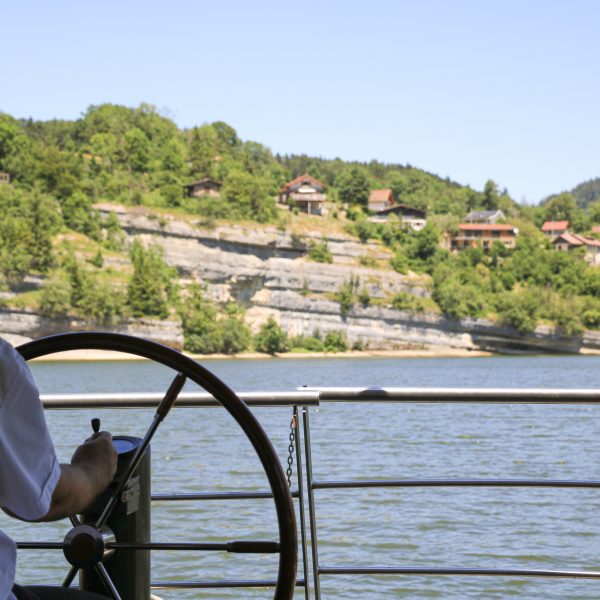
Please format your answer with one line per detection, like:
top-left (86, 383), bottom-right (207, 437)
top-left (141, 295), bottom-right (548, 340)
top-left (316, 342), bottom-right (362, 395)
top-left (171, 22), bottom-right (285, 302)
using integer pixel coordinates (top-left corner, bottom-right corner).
top-left (7, 354), bottom-right (600, 599)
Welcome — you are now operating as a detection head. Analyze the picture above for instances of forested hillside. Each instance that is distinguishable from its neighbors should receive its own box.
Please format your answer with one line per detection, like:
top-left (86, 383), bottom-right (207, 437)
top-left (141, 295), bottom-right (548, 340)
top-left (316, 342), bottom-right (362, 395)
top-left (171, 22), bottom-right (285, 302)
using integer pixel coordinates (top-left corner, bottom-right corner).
top-left (2, 103), bottom-right (600, 352)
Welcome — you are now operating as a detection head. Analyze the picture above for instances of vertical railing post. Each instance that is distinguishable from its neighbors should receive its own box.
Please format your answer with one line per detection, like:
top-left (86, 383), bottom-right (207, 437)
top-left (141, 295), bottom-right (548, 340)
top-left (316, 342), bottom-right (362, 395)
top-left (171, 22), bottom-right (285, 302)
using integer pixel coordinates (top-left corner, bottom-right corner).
top-left (293, 405), bottom-right (311, 599)
top-left (303, 406), bottom-right (322, 600)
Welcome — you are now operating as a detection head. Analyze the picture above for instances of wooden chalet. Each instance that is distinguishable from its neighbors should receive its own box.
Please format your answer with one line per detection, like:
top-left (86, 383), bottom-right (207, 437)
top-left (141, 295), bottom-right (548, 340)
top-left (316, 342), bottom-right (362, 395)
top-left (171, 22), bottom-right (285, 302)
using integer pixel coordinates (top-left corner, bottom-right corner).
top-left (279, 174), bottom-right (326, 215)
top-left (553, 232), bottom-right (600, 266)
top-left (452, 223), bottom-right (518, 251)
top-left (185, 177), bottom-right (222, 198)
top-left (369, 204), bottom-right (427, 230)
top-left (0, 172), bottom-right (10, 184)
top-left (541, 220), bottom-right (569, 239)
top-left (368, 189), bottom-right (395, 212)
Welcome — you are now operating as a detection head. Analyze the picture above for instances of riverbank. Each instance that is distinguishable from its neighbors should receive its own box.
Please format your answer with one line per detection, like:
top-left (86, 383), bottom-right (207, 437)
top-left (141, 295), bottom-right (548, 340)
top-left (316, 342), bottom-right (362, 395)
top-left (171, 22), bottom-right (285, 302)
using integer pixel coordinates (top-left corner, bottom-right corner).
top-left (25, 346), bottom-right (494, 362)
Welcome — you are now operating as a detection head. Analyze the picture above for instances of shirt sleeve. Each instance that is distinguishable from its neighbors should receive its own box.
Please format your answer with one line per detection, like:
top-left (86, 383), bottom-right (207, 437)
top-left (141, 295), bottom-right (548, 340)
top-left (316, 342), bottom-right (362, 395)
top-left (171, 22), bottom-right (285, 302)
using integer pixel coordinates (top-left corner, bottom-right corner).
top-left (0, 341), bottom-right (61, 520)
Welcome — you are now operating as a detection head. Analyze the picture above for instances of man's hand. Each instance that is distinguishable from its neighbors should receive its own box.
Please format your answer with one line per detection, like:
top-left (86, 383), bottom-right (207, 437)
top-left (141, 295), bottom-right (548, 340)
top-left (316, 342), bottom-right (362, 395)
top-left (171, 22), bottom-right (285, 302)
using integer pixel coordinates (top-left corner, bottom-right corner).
top-left (40, 431), bottom-right (118, 522)
top-left (70, 432), bottom-right (118, 493)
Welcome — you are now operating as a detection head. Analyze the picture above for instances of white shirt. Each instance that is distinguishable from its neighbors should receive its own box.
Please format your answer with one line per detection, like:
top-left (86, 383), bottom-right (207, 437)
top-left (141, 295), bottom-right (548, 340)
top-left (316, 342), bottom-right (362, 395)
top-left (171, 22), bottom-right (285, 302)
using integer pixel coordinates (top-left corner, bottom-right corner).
top-left (0, 339), bottom-right (61, 600)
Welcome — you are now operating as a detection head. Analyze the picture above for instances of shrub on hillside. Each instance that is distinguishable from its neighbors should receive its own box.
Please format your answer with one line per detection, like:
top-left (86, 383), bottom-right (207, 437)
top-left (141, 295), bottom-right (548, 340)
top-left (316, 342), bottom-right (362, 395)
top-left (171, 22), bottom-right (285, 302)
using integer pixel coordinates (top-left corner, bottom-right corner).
top-left (254, 317), bottom-right (289, 354)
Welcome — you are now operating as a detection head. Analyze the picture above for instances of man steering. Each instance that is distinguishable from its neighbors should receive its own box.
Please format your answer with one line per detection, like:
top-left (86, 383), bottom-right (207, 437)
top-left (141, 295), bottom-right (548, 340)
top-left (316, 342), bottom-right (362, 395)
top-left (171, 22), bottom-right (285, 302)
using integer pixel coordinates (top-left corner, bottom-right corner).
top-left (0, 337), bottom-right (117, 600)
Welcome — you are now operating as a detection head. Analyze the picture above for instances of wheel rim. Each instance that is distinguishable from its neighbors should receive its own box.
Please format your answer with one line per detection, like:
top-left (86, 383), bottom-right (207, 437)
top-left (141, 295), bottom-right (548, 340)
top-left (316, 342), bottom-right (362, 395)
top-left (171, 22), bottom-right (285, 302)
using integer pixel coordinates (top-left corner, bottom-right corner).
top-left (18, 331), bottom-right (297, 600)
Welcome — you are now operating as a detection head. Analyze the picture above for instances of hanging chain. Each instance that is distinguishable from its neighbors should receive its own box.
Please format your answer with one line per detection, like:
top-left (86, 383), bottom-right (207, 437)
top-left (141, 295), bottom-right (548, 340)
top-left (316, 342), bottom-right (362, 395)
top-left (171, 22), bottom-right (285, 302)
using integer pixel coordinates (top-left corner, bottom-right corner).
top-left (286, 410), bottom-right (297, 489)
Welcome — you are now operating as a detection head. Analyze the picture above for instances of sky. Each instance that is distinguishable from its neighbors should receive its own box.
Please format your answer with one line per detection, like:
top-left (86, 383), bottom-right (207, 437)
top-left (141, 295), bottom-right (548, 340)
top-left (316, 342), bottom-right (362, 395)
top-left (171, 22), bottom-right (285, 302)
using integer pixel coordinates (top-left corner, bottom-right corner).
top-left (1, 0), bottom-right (599, 204)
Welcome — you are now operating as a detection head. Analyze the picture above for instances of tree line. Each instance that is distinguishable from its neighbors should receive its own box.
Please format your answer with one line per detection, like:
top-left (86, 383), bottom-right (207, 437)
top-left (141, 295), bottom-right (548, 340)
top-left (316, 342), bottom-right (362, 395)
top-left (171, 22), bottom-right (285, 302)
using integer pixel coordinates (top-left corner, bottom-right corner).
top-left (2, 103), bottom-right (600, 348)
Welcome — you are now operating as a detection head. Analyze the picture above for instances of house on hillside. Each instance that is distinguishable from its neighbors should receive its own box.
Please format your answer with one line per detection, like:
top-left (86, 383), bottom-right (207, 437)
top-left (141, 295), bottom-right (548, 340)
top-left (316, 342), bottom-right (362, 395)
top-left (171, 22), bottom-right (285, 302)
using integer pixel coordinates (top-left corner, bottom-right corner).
top-left (452, 223), bottom-right (518, 251)
top-left (0, 173), bottom-right (10, 184)
top-left (279, 174), bottom-right (327, 215)
top-left (552, 232), bottom-right (600, 266)
top-left (368, 189), bottom-right (395, 212)
top-left (185, 177), bottom-right (222, 198)
top-left (369, 204), bottom-right (427, 230)
top-left (541, 220), bottom-right (569, 239)
top-left (465, 209), bottom-right (506, 224)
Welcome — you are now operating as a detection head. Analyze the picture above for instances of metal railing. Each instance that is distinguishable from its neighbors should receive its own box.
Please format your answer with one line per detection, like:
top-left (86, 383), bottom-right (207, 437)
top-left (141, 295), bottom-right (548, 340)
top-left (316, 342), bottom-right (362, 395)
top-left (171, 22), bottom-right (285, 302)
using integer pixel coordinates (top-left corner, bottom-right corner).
top-left (33, 387), bottom-right (600, 598)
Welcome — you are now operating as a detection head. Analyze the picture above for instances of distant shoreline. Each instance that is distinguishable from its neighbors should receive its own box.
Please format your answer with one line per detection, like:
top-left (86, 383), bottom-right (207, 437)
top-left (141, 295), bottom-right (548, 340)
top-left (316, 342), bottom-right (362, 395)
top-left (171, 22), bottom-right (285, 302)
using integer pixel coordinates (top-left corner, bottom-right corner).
top-left (29, 347), bottom-right (495, 362)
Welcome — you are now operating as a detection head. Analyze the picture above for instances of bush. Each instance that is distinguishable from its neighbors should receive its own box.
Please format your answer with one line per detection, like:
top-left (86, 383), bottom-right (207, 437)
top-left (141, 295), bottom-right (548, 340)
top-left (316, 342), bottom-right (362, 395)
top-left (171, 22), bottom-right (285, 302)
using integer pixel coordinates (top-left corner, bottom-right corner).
top-left (336, 275), bottom-right (360, 318)
top-left (254, 317), bottom-right (288, 353)
top-left (357, 287), bottom-right (371, 307)
top-left (496, 289), bottom-right (541, 333)
top-left (323, 330), bottom-right (348, 352)
top-left (289, 334), bottom-right (324, 352)
top-left (308, 240), bottom-right (333, 263)
top-left (39, 274), bottom-right (72, 317)
top-left (220, 317), bottom-right (252, 354)
top-left (390, 251), bottom-right (409, 274)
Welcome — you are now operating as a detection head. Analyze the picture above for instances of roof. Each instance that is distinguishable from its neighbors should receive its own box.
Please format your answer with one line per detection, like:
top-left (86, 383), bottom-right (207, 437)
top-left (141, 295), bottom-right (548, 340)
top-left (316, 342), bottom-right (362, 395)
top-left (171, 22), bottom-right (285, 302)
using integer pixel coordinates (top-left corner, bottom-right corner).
top-left (376, 203), bottom-right (426, 218)
top-left (185, 177), bottom-right (222, 188)
top-left (280, 173), bottom-right (325, 193)
top-left (554, 233), bottom-right (600, 248)
top-left (458, 223), bottom-right (517, 232)
top-left (541, 220), bottom-right (569, 231)
top-left (465, 209), bottom-right (504, 220)
top-left (368, 189), bottom-right (394, 203)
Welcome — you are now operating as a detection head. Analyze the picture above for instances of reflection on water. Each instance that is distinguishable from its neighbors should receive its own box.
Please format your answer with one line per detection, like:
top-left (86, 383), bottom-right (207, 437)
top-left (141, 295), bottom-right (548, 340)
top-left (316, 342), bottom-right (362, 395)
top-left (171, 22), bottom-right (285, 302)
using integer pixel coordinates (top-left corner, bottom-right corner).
top-left (5, 355), bottom-right (600, 599)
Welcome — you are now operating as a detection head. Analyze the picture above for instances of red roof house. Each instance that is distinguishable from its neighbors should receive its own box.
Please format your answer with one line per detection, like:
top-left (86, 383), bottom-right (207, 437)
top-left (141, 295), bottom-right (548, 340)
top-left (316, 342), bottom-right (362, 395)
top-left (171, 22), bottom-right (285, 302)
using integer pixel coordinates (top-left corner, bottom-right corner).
top-left (541, 220), bottom-right (569, 238)
top-left (452, 223), bottom-right (519, 251)
top-left (553, 232), bottom-right (600, 265)
top-left (368, 189), bottom-right (395, 212)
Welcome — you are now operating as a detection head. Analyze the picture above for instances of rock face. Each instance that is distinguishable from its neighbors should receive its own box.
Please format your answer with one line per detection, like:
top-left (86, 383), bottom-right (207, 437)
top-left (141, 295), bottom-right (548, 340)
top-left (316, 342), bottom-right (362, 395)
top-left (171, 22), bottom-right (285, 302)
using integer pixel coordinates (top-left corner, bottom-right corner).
top-left (2, 205), bottom-right (596, 354)
top-left (0, 309), bottom-right (184, 350)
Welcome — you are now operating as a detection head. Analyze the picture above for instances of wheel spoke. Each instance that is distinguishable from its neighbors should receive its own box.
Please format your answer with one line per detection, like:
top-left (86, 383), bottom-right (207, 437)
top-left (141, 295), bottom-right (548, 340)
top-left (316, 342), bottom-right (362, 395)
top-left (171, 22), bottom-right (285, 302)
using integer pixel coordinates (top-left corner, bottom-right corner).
top-left (95, 562), bottom-right (123, 600)
top-left (95, 372), bottom-right (187, 529)
top-left (62, 566), bottom-right (78, 588)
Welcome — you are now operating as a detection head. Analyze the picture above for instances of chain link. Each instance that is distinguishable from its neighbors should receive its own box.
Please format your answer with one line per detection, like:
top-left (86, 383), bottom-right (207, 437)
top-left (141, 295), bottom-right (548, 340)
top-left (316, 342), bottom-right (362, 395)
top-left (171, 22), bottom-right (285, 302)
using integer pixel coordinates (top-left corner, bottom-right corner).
top-left (286, 411), bottom-right (297, 488)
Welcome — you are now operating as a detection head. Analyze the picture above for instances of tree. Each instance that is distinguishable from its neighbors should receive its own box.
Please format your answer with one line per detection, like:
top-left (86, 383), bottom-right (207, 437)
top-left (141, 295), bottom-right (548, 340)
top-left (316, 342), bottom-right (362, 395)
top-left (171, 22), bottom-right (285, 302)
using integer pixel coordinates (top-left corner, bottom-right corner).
top-left (254, 317), bottom-right (288, 354)
top-left (39, 273), bottom-right (72, 317)
top-left (127, 240), bottom-right (175, 318)
top-left (482, 180), bottom-right (500, 210)
top-left (124, 127), bottom-right (151, 173)
top-left (544, 192), bottom-right (577, 222)
top-left (496, 289), bottom-right (541, 333)
top-left (336, 167), bottom-right (371, 207)
top-left (221, 169), bottom-right (276, 222)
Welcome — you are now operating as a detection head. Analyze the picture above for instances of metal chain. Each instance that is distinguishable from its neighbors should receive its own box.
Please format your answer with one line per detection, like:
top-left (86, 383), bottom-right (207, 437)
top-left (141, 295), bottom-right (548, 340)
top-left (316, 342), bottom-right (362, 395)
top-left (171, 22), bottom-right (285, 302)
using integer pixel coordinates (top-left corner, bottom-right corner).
top-left (286, 411), bottom-right (297, 489)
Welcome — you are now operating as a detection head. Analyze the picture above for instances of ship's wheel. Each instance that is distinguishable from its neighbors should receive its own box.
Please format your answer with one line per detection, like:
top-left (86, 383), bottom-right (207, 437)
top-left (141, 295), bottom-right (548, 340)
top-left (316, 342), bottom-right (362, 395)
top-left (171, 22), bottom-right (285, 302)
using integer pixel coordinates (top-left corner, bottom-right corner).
top-left (17, 331), bottom-right (297, 600)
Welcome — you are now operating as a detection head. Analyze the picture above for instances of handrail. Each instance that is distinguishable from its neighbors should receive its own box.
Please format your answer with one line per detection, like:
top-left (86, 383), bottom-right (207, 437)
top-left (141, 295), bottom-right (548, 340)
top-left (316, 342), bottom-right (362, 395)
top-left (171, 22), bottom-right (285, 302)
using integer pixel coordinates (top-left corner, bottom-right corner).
top-left (39, 387), bottom-right (600, 408)
top-left (39, 390), bottom-right (319, 408)
top-left (301, 386), bottom-right (600, 402)
top-left (32, 386), bottom-right (600, 597)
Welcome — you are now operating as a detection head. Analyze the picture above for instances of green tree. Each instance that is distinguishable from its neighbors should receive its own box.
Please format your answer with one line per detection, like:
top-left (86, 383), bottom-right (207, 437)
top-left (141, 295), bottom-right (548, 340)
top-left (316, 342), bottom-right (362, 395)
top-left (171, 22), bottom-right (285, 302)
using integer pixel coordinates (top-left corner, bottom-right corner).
top-left (39, 273), bottom-right (72, 317)
top-left (254, 317), bottom-right (288, 353)
top-left (544, 192), bottom-right (577, 222)
top-left (496, 289), bottom-right (541, 333)
top-left (127, 240), bottom-right (175, 318)
top-left (180, 284), bottom-right (223, 354)
top-left (336, 167), bottom-right (371, 206)
top-left (125, 127), bottom-right (151, 173)
top-left (221, 169), bottom-right (276, 222)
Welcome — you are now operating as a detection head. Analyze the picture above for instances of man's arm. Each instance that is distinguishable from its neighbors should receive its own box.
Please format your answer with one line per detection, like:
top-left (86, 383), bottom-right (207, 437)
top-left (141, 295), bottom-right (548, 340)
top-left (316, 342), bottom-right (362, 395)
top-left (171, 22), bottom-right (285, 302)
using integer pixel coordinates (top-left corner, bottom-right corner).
top-left (40, 431), bottom-right (118, 522)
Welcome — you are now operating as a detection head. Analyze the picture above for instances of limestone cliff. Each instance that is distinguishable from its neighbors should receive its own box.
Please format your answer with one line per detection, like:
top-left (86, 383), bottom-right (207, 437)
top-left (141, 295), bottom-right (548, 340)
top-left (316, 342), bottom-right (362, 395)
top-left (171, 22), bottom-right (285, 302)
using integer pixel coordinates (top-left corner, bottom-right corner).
top-left (2, 205), bottom-right (598, 355)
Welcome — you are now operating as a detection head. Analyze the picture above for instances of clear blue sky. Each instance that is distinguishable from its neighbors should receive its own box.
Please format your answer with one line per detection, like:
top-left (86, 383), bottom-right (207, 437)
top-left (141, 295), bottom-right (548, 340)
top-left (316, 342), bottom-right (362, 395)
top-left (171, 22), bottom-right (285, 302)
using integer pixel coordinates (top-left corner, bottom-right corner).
top-left (2, 0), bottom-right (599, 204)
